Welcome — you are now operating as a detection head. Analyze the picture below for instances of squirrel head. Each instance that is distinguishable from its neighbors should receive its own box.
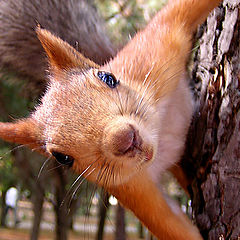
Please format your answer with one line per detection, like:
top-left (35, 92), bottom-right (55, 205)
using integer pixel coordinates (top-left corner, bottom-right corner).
top-left (0, 26), bottom-right (179, 187)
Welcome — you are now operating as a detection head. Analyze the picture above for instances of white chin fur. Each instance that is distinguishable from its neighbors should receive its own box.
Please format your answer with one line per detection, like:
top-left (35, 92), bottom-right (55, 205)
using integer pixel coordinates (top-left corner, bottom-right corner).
top-left (147, 77), bottom-right (193, 183)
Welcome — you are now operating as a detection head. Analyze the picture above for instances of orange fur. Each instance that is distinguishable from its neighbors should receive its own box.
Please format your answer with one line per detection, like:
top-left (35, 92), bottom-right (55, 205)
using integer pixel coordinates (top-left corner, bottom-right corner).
top-left (0, 0), bottom-right (222, 239)
top-left (0, 119), bottom-right (41, 150)
top-left (108, 170), bottom-right (202, 239)
top-left (36, 27), bottom-right (100, 74)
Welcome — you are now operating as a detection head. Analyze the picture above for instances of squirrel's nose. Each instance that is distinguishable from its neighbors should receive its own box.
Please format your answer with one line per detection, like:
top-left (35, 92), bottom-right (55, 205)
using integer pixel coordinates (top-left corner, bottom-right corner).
top-left (113, 125), bottom-right (142, 156)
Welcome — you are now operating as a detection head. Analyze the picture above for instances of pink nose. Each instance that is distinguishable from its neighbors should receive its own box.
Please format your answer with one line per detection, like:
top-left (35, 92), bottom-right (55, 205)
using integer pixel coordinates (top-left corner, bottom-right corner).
top-left (113, 125), bottom-right (142, 156)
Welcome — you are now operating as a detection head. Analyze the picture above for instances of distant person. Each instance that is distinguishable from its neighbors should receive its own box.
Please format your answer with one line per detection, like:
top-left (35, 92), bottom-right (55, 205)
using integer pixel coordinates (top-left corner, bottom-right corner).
top-left (4, 186), bottom-right (20, 227)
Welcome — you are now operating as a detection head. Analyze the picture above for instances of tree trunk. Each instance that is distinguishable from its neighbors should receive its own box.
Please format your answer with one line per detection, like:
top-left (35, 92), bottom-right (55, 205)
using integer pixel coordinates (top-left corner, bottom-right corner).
top-left (67, 194), bottom-right (80, 231)
top-left (30, 190), bottom-right (44, 240)
top-left (0, 190), bottom-right (7, 226)
top-left (182, 1), bottom-right (240, 239)
top-left (138, 221), bottom-right (144, 239)
top-left (53, 165), bottom-right (70, 240)
top-left (12, 149), bottom-right (47, 240)
top-left (96, 191), bottom-right (110, 240)
top-left (115, 203), bottom-right (126, 240)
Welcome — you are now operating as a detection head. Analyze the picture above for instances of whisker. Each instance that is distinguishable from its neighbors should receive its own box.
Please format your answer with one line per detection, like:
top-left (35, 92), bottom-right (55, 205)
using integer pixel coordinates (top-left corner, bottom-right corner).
top-left (102, 164), bottom-right (110, 189)
top-left (99, 159), bottom-right (114, 189)
top-left (31, 145), bottom-right (46, 153)
top-left (137, 67), bottom-right (185, 119)
top-left (134, 56), bottom-right (182, 117)
top-left (47, 162), bottom-right (64, 172)
top-left (115, 88), bottom-right (124, 116)
top-left (135, 74), bottom-right (155, 115)
top-left (61, 160), bottom-right (98, 208)
top-left (97, 188), bottom-right (115, 233)
top-left (83, 161), bottom-right (108, 236)
top-left (105, 163), bottom-right (113, 189)
top-left (67, 166), bottom-right (97, 211)
top-left (154, 67), bottom-right (184, 99)
top-left (0, 144), bottom-right (32, 159)
top-left (125, 88), bottom-right (131, 113)
top-left (147, 65), bottom-right (183, 97)
top-left (95, 160), bottom-right (108, 187)
top-left (136, 64), bottom-right (155, 102)
top-left (141, 58), bottom-right (182, 101)
top-left (136, 60), bottom-right (181, 115)
top-left (37, 156), bottom-right (51, 180)
top-left (110, 162), bottom-right (117, 186)
top-left (111, 95), bottom-right (124, 116)
top-left (84, 180), bottom-right (99, 238)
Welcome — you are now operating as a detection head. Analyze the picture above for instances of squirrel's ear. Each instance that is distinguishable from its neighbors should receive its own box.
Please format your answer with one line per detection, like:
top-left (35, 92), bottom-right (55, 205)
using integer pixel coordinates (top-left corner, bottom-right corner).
top-left (0, 118), bottom-right (43, 151)
top-left (36, 26), bottom-right (99, 72)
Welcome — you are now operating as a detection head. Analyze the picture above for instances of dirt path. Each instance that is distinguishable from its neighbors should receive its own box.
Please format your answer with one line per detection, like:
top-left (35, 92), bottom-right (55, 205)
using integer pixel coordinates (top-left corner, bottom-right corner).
top-left (0, 228), bottom-right (141, 240)
top-left (0, 228), bottom-right (100, 240)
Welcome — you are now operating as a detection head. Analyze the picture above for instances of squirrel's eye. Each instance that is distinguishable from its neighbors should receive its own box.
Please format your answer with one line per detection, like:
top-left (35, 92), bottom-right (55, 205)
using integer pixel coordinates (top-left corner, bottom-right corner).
top-left (52, 151), bottom-right (74, 167)
top-left (97, 71), bottom-right (119, 88)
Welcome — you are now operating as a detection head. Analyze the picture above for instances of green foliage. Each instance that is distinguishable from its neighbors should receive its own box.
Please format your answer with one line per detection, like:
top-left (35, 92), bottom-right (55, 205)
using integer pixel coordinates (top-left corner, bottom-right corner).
top-left (0, 72), bottom-right (36, 195)
top-left (0, 146), bottom-right (17, 192)
top-left (95, 0), bottom-right (167, 45)
top-left (0, 73), bottom-right (35, 121)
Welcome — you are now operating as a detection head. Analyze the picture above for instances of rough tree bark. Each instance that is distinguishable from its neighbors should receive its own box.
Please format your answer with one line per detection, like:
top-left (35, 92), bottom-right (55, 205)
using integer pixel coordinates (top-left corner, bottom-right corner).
top-left (182, 1), bottom-right (240, 239)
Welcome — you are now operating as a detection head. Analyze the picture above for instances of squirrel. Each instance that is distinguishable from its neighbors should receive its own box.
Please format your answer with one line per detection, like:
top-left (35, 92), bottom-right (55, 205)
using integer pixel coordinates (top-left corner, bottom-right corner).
top-left (0, 0), bottom-right (222, 239)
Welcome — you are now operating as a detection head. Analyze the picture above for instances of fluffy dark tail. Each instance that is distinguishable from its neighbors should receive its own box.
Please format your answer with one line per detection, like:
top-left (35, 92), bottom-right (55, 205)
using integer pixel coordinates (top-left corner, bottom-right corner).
top-left (0, 0), bottom-right (116, 85)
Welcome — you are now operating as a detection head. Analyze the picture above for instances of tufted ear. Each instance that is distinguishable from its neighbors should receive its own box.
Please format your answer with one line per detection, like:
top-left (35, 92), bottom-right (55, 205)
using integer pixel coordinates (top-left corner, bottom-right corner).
top-left (0, 118), bottom-right (43, 151)
top-left (36, 26), bottom-right (99, 73)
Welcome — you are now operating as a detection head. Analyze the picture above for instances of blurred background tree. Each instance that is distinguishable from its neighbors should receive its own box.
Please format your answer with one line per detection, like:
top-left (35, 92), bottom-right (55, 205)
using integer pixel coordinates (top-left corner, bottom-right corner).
top-left (96, 0), bottom-right (167, 45)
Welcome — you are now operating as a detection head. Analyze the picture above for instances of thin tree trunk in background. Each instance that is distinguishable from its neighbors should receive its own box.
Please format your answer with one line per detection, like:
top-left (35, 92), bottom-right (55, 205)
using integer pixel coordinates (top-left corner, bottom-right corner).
top-left (145, 232), bottom-right (154, 240)
top-left (53, 165), bottom-right (69, 240)
top-left (138, 221), bottom-right (144, 239)
top-left (115, 203), bottom-right (126, 240)
top-left (67, 195), bottom-right (80, 231)
top-left (30, 190), bottom-right (44, 240)
top-left (96, 191), bottom-right (110, 240)
top-left (0, 190), bottom-right (6, 226)
top-left (181, 1), bottom-right (240, 239)
top-left (13, 150), bottom-right (47, 240)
